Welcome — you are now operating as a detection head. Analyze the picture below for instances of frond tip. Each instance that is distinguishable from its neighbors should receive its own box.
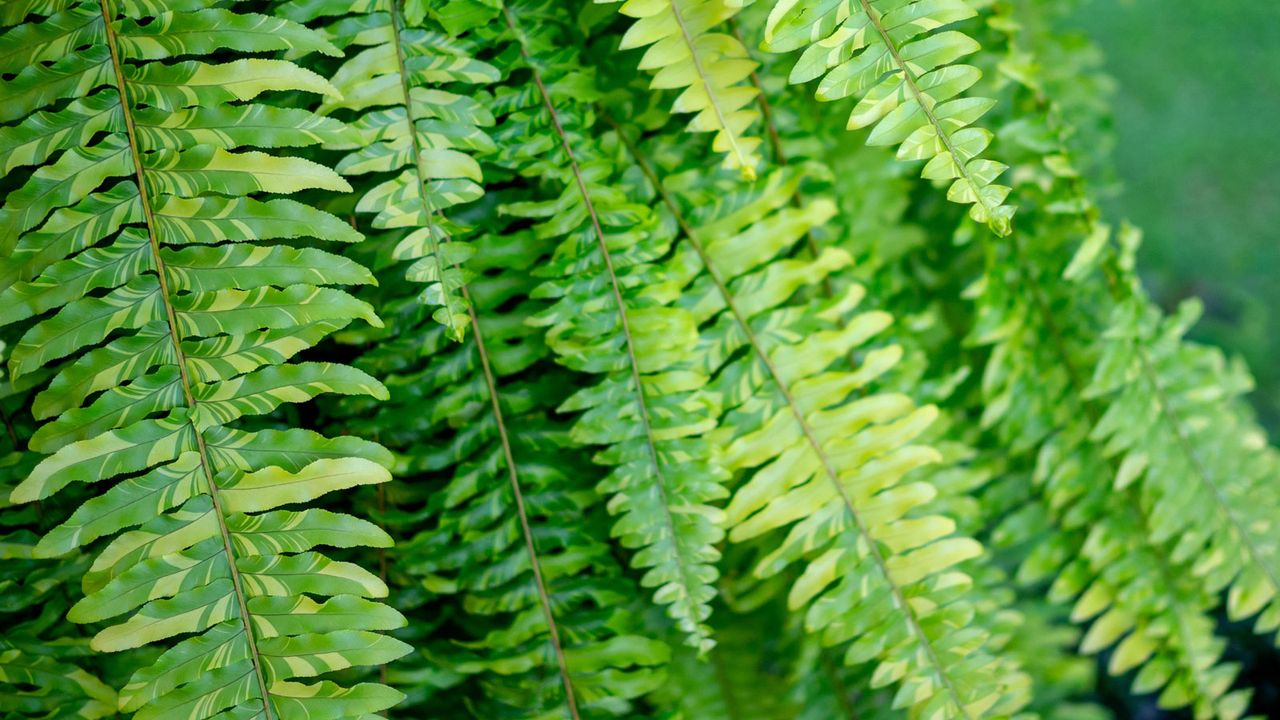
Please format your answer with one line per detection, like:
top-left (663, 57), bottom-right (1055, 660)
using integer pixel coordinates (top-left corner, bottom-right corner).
top-left (296, 0), bottom-right (499, 342)
top-left (599, 0), bottom-right (765, 179)
top-left (764, 0), bottom-right (1015, 235)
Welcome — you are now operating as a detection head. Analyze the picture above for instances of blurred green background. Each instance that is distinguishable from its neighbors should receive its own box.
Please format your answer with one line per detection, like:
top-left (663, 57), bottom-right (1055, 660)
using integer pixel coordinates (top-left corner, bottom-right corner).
top-left (1070, 0), bottom-right (1280, 431)
top-left (1067, 3), bottom-right (1280, 716)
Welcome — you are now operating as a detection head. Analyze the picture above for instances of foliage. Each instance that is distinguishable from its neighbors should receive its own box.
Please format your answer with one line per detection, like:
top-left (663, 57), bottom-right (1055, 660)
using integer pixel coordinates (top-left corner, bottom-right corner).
top-left (0, 1), bottom-right (1275, 719)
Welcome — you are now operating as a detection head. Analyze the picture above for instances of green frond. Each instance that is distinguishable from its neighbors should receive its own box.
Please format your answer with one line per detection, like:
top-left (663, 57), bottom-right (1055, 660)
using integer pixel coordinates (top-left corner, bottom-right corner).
top-left (617, 106), bottom-right (1030, 714)
top-left (0, 2), bottom-right (406, 718)
top-left (2, 0), bottom-right (1278, 716)
top-left (284, 0), bottom-right (498, 342)
top-left (762, 0), bottom-right (1014, 235)
top-left (949, 6), bottom-right (1267, 716)
top-left (494, 0), bottom-right (728, 654)
top-left (332, 215), bottom-right (670, 715)
top-left (596, 0), bottom-right (765, 179)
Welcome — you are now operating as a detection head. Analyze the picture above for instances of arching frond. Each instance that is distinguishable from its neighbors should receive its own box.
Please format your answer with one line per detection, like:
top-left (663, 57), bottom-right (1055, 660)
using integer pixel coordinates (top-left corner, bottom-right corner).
top-left (950, 7), bottom-right (1264, 717)
top-left (0, 2), bottom-right (406, 718)
top-left (596, 0), bottom-right (765, 179)
top-left (762, 0), bottom-right (1014, 235)
top-left (495, 0), bottom-right (728, 653)
top-left (330, 213), bottom-right (672, 718)
top-left (615, 111), bottom-right (1030, 714)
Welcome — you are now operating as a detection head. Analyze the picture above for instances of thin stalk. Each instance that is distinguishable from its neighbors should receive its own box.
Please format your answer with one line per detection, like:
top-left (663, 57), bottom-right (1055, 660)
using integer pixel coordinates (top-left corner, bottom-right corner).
top-left (460, 284), bottom-right (581, 720)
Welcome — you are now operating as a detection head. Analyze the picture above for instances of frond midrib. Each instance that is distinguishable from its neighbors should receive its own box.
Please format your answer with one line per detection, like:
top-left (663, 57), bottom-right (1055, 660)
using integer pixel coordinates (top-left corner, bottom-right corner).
top-left (96, 1), bottom-right (274, 714)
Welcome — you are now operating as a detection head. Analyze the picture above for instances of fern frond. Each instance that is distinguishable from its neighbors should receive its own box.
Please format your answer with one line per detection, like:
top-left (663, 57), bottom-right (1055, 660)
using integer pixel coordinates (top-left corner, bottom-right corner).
top-left (617, 114), bottom-right (1029, 715)
top-left (493, 0), bottom-right (727, 653)
top-left (948, 9), bottom-right (1264, 716)
top-left (596, 0), bottom-right (765, 179)
top-left (281, 0), bottom-right (498, 342)
top-left (762, 0), bottom-right (1014, 235)
top-left (995, 15), bottom-right (1280, 649)
top-left (334, 223), bottom-right (670, 717)
top-left (0, 3), bottom-right (407, 718)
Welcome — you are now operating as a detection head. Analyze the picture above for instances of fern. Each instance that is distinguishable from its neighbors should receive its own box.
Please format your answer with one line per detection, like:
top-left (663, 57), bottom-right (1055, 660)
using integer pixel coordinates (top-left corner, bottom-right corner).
top-left (762, 0), bottom-right (1015, 235)
top-left (494, 0), bottom-right (729, 654)
top-left (3, 1), bottom-right (1279, 718)
top-left (596, 0), bottom-right (765, 179)
top-left (617, 112), bottom-right (1030, 714)
top-left (949, 5), bottom-right (1269, 716)
top-left (338, 229), bottom-right (671, 717)
top-left (0, 2), bottom-right (407, 718)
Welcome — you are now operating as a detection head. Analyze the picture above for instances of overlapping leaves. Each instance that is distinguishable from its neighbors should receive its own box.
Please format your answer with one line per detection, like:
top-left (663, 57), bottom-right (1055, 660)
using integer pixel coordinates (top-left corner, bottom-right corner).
top-left (624, 117), bottom-right (1031, 714)
top-left (596, 0), bottom-right (765, 179)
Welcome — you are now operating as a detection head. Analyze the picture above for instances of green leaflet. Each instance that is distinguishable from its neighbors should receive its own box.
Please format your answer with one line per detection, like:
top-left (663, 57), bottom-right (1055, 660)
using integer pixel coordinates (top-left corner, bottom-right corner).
top-left (149, 193), bottom-right (360, 247)
top-left (115, 8), bottom-right (342, 60)
top-left (219, 458), bottom-right (391, 515)
top-left (0, 2), bottom-right (404, 719)
top-left (142, 146), bottom-right (351, 197)
top-left (161, 245), bottom-right (374, 294)
top-left (135, 104), bottom-right (351, 152)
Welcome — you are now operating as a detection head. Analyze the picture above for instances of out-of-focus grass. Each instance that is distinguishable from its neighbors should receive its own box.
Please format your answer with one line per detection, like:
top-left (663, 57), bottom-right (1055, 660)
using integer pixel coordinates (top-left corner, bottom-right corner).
top-left (1070, 0), bottom-right (1280, 430)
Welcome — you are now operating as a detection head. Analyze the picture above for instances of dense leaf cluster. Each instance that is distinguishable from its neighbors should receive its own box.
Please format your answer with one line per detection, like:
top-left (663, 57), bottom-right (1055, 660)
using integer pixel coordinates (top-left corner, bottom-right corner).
top-left (0, 1), bottom-right (1275, 719)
